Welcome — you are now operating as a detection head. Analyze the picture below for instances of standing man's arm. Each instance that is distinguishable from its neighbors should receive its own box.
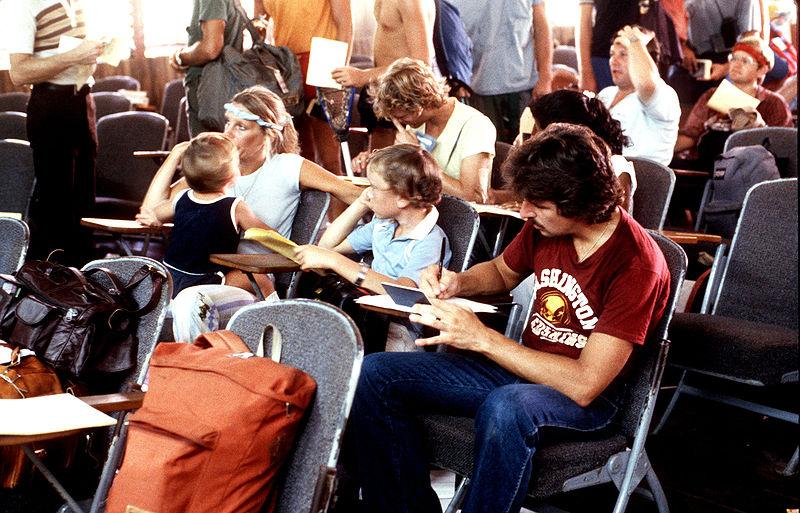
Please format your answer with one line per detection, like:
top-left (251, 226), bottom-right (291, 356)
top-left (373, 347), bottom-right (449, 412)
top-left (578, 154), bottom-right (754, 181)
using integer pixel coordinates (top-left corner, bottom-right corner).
top-left (9, 41), bottom-right (104, 86)
top-left (576, 1), bottom-right (596, 92)
top-left (531, 1), bottom-right (553, 98)
top-left (170, 19), bottom-right (226, 70)
top-left (330, 0), bottom-right (354, 63)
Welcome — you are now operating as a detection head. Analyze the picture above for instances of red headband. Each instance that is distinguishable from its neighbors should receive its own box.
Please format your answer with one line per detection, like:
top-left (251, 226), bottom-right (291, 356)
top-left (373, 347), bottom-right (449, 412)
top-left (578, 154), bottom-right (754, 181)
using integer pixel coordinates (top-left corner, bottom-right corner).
top-left (731, 43), bottom-right (769, 68)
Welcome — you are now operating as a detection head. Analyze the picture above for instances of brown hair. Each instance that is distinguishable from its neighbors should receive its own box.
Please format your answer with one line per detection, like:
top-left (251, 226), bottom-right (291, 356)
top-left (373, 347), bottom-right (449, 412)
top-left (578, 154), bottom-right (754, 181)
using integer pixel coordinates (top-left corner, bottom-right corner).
top-left (181, 133), bottom-right (238, 193)
top-left (369, 58), bottom-right (449, 120)
top-left (230, 86), bottom-right (300, 155)
top-left (367, 144), bottom-right (442, 209)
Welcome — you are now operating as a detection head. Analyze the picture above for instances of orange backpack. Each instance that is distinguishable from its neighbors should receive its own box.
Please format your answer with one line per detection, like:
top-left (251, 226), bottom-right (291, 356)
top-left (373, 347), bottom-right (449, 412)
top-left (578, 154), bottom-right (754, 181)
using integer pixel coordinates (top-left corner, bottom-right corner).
top-left (105, 329), bottom-right (316, 513)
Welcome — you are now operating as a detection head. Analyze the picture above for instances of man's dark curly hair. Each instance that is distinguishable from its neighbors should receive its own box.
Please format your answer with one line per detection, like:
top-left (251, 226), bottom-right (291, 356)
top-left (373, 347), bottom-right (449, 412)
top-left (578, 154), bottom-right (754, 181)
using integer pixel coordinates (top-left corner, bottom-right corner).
top-left (503, 123), bottom-right (621, 224)
top-left (529, 90), bottom-right (630, 154)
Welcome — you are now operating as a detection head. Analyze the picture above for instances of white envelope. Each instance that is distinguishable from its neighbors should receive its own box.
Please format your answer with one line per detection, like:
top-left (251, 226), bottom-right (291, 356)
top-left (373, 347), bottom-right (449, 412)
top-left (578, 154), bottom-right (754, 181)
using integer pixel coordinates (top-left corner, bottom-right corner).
top-left (706, 79), bottom-right (761, 114)
top-left (306, 37), bottom-right (349, 90)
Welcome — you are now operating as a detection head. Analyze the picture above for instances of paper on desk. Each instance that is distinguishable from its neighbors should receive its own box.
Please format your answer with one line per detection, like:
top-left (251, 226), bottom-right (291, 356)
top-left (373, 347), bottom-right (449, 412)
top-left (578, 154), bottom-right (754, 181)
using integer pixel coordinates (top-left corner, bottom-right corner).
top-left (58, 36), bottom-right (93, 89)
top-left (306, 37), bottom-right (348, 89)
top-left (243, 227), bottom-right (299, 261)
top-left (519, 107), bottom-right (535, 136)
top-left (0, 393), bottom-right (116, 436)
top-left (707, 79), bottom-right (761, 114)
top-left (356, 294), bottom-right (498, 314)
top-left (0, 212), bottom-right (22, 220)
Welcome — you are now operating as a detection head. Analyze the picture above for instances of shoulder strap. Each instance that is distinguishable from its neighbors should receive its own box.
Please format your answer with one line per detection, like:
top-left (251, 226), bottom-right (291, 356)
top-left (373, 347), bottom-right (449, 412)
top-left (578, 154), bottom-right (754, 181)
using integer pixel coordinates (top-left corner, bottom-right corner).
top-left (230, 0), bottom-right (264, 46)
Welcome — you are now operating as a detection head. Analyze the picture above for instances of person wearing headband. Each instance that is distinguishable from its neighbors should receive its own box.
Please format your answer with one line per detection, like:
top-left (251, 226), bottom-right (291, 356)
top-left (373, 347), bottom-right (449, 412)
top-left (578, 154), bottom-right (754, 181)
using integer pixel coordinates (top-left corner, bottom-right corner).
top-left (138, 86), bottom-right (362, 342)
top-left (674, 35), bottom-right (792, 156)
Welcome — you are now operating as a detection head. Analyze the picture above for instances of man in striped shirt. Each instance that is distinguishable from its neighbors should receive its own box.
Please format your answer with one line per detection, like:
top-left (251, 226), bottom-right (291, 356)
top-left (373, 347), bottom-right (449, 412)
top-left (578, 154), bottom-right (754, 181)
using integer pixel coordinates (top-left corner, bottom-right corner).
top-left (4, 0), bottom-right (104, 264)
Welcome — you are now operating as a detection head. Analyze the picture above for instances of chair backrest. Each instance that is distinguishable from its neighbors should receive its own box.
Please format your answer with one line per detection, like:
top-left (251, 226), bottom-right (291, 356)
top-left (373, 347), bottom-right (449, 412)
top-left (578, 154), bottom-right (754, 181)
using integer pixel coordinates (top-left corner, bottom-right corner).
top-left (0, 92), bottom-right (29, 113)
top-left (614, 231), bottom-right (687, 438)
top-left (436, 194), bottom-right (480, 272)
top-left (0, 112), bottom-right (27, 140)
top-left (723, 127), bottom-right (797, 178)
top-left (227, 299), bottom-right (363, 513)
top-left (0, 139), bottom-right (36, 219)
top-left (160, 79), bottom-right (185, 133)
top-left (279, 189), bottom-right (331, 298)
top-left (712, 178), bottom-right (797, 330)
top-left (0, 217), bottom-right (29, 274)
top-left (93, 92), bottom-right (132, 120)
top-left (81, 257), bottom-right (172, 385)
top-left (174, 96), bottom-right (191, 145)
top-left (96, 111), bottom-right (169, 202)
top-left (93, 75), bottom-right (141, 92)
top-left (628, 156), bottom-right (675, 230)
top-left (552, 45), bottom-right (579, 70)
top-left (491, 141), bottom-right (512, 189)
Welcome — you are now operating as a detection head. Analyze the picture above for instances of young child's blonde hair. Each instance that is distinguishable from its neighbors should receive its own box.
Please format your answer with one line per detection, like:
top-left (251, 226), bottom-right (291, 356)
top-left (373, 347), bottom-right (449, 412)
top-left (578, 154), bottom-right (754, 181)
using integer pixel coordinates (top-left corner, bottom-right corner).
top-left (366, 144), bottom-right (442, 209)
top-left (181, 133), bottom-right (238, 193)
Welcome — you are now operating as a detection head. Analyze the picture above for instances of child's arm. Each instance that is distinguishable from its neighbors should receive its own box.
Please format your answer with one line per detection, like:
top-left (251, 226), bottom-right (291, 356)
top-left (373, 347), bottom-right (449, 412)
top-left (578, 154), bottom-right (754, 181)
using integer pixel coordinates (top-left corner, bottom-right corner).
top-left (138, 197), bottom-right (176, 226)
top-left (139, 142), bottom-right (190, 214)
top-left (318, 187), bottom-right (371, 251)
top-left (235, 199), bottom-right (273, 231)
top-left (294, 245), bottom-right (413, 294)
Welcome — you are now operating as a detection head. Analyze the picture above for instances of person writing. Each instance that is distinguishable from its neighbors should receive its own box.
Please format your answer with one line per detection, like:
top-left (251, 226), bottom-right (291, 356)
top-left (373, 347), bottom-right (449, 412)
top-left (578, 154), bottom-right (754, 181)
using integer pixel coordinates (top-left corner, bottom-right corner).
top-left (338, 123), bottom-right (670, 513)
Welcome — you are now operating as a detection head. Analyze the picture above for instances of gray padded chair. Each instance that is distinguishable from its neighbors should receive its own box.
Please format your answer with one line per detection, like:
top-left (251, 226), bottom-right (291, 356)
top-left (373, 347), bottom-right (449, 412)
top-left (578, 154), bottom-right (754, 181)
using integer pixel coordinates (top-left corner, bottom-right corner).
top-left (227, 299), bottom-right (364, 513)
top-left (94, 111), bottom-right (169, 219)
top-left (628, 156), bottom-right (676, 230)
top-left (93, 75), bottom-right (140, 92)
top-left (553, 45), bottom-right (579, 71)
top-left (92, 92), bottom-right (131, 120)
top-left (174, 96), bottom-right (191, 145)
top-left (0, 111), bottom-right (28, 140)
top-left (437, 194), bottom-right (480, 272)
top-left (653, 178), bottom-right (798, 475)
top-left (723, 126), bottom-right (797, 178)
top-left (0, 139), bottom-right (36, 219)
top-left (422, 232), bottom-right (687, 513)
top-left (0, 217), bottom-right (29, 274)
top-left (0, 92), bottom-right (29, 113)
top-left (490, 141), bottom-right (512, 190)
top-left (160, 79), bottom-right (185, 148)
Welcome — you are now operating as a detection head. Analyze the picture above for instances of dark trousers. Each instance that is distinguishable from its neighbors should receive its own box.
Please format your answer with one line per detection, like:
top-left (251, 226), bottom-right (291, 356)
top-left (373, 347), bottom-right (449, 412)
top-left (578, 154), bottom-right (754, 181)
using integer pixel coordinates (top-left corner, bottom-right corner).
top-left (26, 83), bottom-right (97, 265)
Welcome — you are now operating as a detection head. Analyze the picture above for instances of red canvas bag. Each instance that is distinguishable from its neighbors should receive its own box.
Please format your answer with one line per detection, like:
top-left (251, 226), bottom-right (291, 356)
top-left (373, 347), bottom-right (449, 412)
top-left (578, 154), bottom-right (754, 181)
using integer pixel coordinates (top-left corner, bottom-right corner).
top-left (105, 329), bottom-right (316, 513)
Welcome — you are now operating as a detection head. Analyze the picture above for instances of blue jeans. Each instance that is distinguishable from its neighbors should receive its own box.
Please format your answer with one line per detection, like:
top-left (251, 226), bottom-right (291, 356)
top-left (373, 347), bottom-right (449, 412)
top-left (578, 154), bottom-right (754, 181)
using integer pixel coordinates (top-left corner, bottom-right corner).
top-left (348, 351), bottom-right (620, 513)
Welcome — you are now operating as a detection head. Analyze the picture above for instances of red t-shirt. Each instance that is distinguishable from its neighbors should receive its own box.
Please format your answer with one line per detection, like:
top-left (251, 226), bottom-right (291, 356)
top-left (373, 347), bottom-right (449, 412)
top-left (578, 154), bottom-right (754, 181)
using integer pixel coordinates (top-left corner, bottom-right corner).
top-left (502, 209), bottom-right (670, 359)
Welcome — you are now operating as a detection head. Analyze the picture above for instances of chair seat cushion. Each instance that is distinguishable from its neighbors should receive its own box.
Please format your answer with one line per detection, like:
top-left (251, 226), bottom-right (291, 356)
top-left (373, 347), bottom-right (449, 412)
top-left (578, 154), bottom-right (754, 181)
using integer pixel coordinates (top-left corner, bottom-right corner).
top-left (421, 414), bottom-right (627, 500)
top-left (669, 313), bottom-right (799, 385)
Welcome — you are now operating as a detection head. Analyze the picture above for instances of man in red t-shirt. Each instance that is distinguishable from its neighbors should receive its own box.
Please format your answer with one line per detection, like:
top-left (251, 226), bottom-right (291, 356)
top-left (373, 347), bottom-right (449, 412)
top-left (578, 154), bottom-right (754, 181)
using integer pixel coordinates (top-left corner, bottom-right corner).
top-left (339, 123), bottom-right (670, 513)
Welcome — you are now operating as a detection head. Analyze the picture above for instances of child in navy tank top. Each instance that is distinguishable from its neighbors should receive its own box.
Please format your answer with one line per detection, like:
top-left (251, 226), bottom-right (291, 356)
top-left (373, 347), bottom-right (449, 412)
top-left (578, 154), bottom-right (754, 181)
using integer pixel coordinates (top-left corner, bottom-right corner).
top-left (137, 133), bottom-right (272, 296)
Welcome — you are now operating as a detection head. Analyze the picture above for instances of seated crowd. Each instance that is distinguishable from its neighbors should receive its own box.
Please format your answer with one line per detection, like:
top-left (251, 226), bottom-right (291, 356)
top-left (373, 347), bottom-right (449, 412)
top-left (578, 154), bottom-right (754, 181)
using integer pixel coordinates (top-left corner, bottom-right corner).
top-left (1, 1), bottom-right (796, 512)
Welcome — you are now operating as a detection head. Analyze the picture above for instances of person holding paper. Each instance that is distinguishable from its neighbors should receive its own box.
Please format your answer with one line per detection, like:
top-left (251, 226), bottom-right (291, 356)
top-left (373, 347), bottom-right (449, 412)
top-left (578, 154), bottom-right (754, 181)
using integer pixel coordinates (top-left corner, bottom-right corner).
top-left (597, 25), bottom-right (681, 166)
top-left (674, 35), bottom-right (792, 156)
top-left (3, 0), bottom-right (106, 265)
top-left (337, 124), bottom-right (670, 513)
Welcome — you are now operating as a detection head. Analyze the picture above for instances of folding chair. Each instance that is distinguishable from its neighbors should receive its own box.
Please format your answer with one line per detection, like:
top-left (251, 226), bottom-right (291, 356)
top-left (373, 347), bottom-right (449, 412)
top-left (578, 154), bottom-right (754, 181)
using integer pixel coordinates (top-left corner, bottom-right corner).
top-left (436, 194), bottom-right (480, 272)
top-left (160, 79), bottom-right (186, 149)
top-left (628, 156), bottom-right (676, 230)
top-left (653, 178), bottom-right (798, 475)
top-left (173, 96), bottom-right (191, 145)
top-left (0, 111), bottom-right (28, 140)
top-left (422, 232), bottom-right (687, 513)
top-left (0, 139), bottom-right (36, 220)
top-left (92, 75), bottom-right (141, 93)
top-left (0, 92), bottom-right (29, 113)
top-left (723, 126), bottom-right (797, 178)
top-left (0, 217), bottom-right (29, 274)
top-left (92, 92), bottom-right (131, 120)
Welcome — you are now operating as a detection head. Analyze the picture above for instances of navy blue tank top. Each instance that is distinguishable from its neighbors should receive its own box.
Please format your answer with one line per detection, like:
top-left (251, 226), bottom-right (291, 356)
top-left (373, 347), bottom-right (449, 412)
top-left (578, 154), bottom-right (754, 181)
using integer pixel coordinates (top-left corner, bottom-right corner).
top-left (164, 190), bottom-right (240, 275)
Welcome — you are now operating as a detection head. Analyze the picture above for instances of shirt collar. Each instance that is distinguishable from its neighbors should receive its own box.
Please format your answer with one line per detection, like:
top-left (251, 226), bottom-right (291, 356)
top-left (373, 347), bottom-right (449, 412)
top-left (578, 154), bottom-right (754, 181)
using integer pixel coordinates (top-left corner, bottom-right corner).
top-left (401, 206), bottom-right (440, 241)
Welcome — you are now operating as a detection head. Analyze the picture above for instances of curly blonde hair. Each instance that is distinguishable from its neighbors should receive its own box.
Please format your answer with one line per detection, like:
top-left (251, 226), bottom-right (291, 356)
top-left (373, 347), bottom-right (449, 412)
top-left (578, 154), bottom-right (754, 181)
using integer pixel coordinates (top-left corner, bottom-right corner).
top-left (367, 144), bottom-right (442, 209)
top-left (369, 58), bottom-right (449, 120)
top-left (230, 86), bottom-right (300, 155)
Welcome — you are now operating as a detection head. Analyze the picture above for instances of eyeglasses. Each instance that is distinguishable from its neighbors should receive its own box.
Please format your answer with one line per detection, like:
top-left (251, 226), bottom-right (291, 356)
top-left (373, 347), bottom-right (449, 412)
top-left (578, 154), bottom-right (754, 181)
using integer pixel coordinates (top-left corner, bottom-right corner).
top-left (728, 53), bottom-right (757, 66)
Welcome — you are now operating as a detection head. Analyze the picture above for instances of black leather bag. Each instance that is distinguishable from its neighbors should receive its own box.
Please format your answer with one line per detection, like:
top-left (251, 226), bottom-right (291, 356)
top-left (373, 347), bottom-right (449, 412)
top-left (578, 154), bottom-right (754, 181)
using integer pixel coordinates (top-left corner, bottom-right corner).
top-left (0, 261), bottom-right (164, 380)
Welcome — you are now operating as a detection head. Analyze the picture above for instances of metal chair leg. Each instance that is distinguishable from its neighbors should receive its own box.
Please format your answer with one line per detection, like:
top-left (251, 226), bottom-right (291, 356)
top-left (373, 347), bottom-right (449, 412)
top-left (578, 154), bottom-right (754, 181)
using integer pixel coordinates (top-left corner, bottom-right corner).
top-left (652, 371), bottom-right (688, 434)
top-left (645, 468), bottom-right (671, 513)
top-left (781, 446), bottom-right (799, 476)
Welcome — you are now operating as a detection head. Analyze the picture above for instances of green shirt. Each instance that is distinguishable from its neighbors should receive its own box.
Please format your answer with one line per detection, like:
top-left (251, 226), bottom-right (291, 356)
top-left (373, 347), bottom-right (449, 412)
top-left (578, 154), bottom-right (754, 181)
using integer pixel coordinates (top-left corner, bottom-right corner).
top-left (186, 0), bottom-right (245, 81)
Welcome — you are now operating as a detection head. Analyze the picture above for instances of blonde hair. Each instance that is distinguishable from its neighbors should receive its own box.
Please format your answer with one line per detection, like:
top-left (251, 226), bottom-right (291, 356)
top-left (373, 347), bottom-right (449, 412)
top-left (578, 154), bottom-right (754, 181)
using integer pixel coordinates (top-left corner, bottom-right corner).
top-left (230, 86), bottom-right (300, 155)
top-left (181, 133), bottom-right (239, 193)
top-left (367, 144), bottom-right (442, 209)
top-left (369, 58), bottom-right (449, 120)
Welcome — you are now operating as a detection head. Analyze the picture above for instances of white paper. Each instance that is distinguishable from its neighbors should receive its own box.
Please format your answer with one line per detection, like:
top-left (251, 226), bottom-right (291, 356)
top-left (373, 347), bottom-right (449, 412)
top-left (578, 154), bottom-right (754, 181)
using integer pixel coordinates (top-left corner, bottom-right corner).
top-left (706, 79), bottom-right (761, 114)
top-left (519, 107), bottom-right (535, 136)
top-left (98, 37), bottom-right (126, 67)
top-left (0, 393), bottom-right (116, 436)
top-left (356, 294), bottom-right (498, 314)
top-left (306, 37), bottom-right (348, 90)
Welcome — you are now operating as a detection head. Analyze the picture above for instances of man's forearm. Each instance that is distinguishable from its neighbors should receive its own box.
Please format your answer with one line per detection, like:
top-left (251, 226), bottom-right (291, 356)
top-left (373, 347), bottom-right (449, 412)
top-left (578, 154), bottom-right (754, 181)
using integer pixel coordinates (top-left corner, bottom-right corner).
top-left (9, 53), bottom-right (77, 86)
top-left (532, 3), bottom-right (553, 86)
top-left (628, 40), bottom-right (658, 101)
top-left (458, 258), bottom-right (515, 296)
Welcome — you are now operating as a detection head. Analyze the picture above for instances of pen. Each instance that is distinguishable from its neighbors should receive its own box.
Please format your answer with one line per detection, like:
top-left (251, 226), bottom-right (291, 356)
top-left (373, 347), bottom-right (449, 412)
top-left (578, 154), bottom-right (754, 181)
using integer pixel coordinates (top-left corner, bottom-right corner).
top-left (437, 237), bottom-right (446, 282)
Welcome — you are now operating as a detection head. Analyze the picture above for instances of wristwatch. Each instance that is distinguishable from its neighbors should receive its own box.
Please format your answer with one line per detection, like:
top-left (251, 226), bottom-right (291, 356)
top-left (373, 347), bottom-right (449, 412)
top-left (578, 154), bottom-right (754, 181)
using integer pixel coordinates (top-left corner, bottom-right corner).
top-left (354, 260), bottom-right (369, 287)
top-left (174, 49), bottom-right (185, 67)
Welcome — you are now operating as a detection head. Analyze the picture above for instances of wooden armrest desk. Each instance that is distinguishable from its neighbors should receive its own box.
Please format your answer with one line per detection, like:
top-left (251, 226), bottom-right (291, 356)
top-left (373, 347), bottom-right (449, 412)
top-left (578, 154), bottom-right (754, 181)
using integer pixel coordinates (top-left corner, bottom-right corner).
top-left (133, 150), bottom-right (171, 166)
top-left (210, 253), bottom-right (301, 301)
top-left (80, 218), bottom-right (172, 256)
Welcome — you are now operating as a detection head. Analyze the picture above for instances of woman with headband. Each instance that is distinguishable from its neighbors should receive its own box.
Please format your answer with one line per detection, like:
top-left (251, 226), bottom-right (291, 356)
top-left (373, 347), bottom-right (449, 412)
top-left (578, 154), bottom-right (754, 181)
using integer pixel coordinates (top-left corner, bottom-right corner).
top-left (138, 85), bottom-right (362, 341)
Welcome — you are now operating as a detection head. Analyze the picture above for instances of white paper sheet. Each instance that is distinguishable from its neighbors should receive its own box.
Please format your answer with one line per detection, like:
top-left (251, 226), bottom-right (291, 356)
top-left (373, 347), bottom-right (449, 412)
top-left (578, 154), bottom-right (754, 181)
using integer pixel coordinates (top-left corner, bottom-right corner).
top-left (706, 79), bottom-right (761, 114)
top-left (519, 107), bottom-right (535, 136)
top-left (0, 393), bottom-right (116, 436)
top-left (306, 37), bottom-right (348, 90)
top-left (356, 294), bottom-right (498, 314)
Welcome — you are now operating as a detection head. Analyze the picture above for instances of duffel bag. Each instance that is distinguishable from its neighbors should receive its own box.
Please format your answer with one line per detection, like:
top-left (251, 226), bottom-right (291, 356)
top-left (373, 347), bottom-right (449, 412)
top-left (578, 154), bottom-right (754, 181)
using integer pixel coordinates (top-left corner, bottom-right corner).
top-left (105, 329), bottom-right (317, 513)
top-left (0, 260), bottom-right (164, 381)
